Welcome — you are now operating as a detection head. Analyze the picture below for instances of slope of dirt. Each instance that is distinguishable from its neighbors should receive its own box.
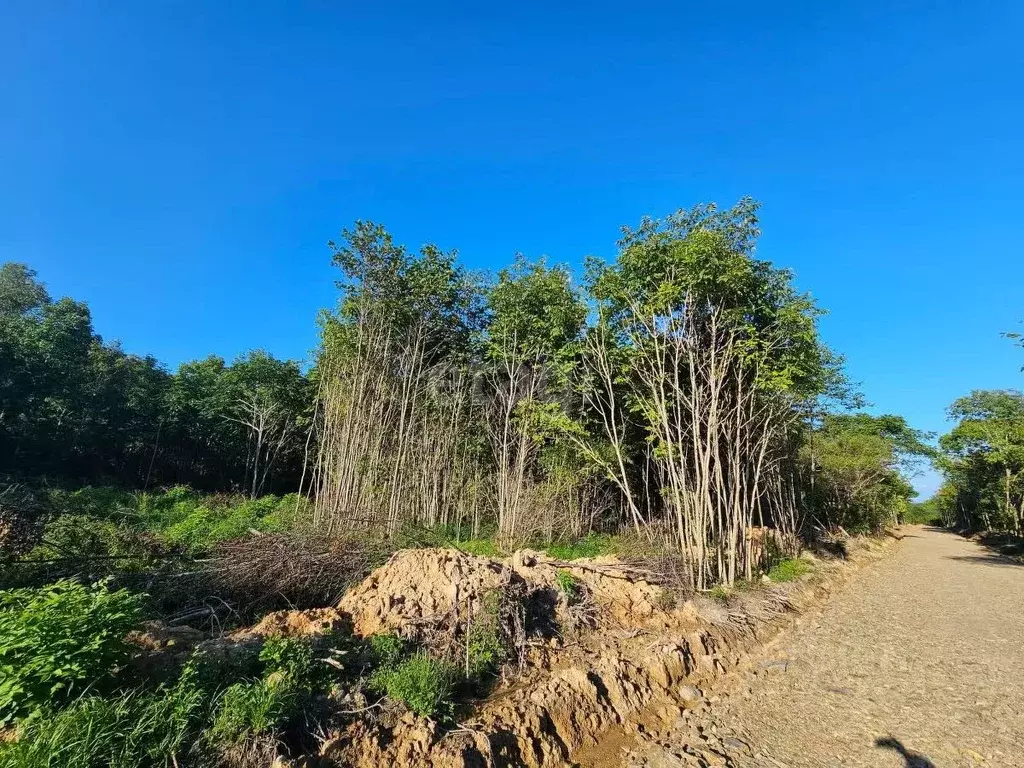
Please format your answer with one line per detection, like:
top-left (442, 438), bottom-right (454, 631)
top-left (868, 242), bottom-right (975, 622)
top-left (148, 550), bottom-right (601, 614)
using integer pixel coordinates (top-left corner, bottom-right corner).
top-left (309, 539), bottom-right (891, 767)
top-left (613, 527), bottom-right (1024, 767)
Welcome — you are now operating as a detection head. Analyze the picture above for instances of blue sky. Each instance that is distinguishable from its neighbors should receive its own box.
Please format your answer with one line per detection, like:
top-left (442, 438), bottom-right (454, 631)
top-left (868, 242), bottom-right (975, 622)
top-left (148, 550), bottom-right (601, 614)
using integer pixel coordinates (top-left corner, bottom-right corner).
top-left (2, 1), bottom-right (1022, 497)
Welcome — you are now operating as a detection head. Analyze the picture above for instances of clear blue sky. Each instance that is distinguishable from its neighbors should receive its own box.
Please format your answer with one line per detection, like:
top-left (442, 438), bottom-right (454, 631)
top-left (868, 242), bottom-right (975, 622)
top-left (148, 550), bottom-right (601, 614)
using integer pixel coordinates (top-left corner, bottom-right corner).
top-left (2, 2), bottom-right (1022, 497)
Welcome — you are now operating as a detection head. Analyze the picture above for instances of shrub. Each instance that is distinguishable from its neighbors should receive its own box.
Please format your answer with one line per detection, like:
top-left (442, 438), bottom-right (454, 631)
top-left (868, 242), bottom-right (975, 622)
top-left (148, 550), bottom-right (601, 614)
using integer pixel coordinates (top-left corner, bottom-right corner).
top-left (211, 674), bottom-right (300, 745)
top-left (468, 593), bottom-right (507, 679)
top-left (46, 487), bottom-right (137, 523)
top-left (369, 652), bottom-right (458, 719)
top-left (161, 495), bottom-right (313, 555)
top-left (767, 558), bottom-right (812, 583)
top-left (0, 483), bottom-right (43, 557)
top-left (0, 580), bottom-right (144, 724)
top-left (368, 632), bottom-right (408, 668)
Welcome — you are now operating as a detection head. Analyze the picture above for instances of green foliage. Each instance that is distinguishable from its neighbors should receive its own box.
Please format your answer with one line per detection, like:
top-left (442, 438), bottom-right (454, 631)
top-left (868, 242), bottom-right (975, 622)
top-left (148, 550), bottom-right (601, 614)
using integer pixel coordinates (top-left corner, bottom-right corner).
top-left (0, 682), bottom-right (208, 768)
top-left (210, 674), bottom-right (300, 745)
top-left (586, 198), bottom-right (842, 402)
top-left (486, 256), bottom-right (586, 369)
top-left (466, 590), bottom-right (508, 679)
top-left (707, 584), bottom-right (731, 602)
top-left (938, 390), bottom-right (1024, 532)
top-left (259, 636), bottom-right (317, 689)
top-left (0, 580), bottom-right (144, 724)
top-left (367, 632), bottom-right (409, 668)
top-left (554, 570), bottom-right (582, 603)
top-left (767, 558), bottom-right (812, 583)
top-left (327, 221), bottom-right (485, 366)
top-left (456, 538), bottom-right (501, 557)
top-left (0, 260), bottom-right (312, 493)
top-left (543, 533), bottom-right (617, 560)
top-left (802, 414), bottom-right (928, 533)
top-left (904, 501), bottom-right (941, 525)
top-left (368, 652), bottom-right (458, 719)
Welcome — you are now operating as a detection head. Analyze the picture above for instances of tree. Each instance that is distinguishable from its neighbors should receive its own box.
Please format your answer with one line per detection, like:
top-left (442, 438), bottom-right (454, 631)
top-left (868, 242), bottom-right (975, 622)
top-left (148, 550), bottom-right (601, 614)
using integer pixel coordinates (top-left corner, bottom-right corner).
top-left (223, 352), bottom-right (310, 498)
top-left (940, 390), bottom-right (1024, 532)
top-left (568, 199), bottom-right (844, 585)
top-left (484, 256), bottom-right (587, 543)
top-left (0, 261), bottom-right (311, 493)
top-left (802, 415), bottom-right (929, 532)
top-left (314, 223), bottom-right (486, 535)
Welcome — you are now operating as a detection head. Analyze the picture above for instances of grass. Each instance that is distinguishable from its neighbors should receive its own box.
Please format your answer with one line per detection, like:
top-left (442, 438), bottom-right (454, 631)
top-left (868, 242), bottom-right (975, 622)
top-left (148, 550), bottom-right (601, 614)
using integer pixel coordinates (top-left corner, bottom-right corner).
top-left (0, 671), bottom-right (210, 768)
top-left (210, 674), bottom-right (300, 744)
top-left (542, 533), bottom-right (618, 560)
top-left (767, 557), bottom-right (813, 582)
top-left (453, 538), bottom-right (502, 557)
top-left (368, 652), bottom-right (459, 719)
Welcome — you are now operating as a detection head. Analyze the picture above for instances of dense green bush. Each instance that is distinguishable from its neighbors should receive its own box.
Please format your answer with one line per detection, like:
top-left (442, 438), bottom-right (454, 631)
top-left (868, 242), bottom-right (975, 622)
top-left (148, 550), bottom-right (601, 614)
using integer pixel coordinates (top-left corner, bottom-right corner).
top-left (369, 652), bottom-right (458, 719)
top-left (0, 580), bottom-right (144, 724)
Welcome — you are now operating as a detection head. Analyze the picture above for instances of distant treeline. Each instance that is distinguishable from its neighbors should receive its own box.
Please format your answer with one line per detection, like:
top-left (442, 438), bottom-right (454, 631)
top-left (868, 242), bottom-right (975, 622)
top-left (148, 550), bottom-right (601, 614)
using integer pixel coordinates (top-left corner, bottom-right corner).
top-left (0, 263), bottom-right (310, 495)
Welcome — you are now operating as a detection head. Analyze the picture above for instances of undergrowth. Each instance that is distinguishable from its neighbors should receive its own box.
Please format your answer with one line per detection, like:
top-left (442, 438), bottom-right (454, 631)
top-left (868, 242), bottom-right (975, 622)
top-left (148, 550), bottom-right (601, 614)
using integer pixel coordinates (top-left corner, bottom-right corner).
top-left (0, 579), bottom-right (144, 724)
top-left (767, 557), bottom-right (812, 582)
top-left (369, 652), bottom-right (459, 719)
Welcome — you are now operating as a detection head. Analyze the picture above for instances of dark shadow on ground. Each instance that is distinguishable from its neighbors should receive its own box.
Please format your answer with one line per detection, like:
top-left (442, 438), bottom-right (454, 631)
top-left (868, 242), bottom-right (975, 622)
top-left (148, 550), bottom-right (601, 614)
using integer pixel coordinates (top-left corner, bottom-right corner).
top-left (946, 553), bottom-right (1024, 568)
top-left (875, 737), bottom-right (936, 767)
top-left (923, 525), bottom-right (1024, 568)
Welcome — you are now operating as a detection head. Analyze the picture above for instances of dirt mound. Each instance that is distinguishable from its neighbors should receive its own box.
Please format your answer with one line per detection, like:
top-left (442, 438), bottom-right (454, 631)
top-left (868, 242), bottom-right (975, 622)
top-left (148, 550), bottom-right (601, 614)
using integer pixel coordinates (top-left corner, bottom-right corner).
top-left (336, 547), bottom-right (677, 640)
top-left (240, 606), bottom-right (350, 639)
top-left (509, 549), bottom-right (674, 628)
top-left (337, 548), bottom-right (521, 637)
top-left (314, 539), bottom-right (890, 768)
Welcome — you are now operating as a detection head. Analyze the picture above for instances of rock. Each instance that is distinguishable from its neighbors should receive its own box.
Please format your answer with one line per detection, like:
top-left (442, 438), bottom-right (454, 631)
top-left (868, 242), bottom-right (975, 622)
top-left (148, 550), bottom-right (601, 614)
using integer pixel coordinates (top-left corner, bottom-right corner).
top-left (678, 684), bottom-right (703, 708)
top-left (723, 737), bottom-right (751, 754)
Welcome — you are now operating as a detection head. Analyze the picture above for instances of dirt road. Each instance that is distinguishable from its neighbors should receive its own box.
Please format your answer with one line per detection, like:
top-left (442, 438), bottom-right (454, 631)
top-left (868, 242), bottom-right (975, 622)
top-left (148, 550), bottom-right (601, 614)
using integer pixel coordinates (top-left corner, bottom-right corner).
top-left (679, 527), bottom-right (1024, 767)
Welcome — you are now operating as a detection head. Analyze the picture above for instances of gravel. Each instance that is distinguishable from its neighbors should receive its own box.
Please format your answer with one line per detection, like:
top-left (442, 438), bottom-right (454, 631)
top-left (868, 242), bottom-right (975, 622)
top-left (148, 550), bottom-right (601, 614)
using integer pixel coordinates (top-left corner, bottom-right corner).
top-left (693, 527), bottom-right (1024, 767)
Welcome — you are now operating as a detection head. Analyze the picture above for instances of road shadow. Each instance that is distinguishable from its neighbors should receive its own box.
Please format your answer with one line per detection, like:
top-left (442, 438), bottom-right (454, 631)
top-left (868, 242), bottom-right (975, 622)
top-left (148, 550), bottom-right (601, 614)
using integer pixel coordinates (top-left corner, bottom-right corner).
top-left (924, 525), bottom-right (1024, 569)
top-left (875, 737), bottom-right (935, 767)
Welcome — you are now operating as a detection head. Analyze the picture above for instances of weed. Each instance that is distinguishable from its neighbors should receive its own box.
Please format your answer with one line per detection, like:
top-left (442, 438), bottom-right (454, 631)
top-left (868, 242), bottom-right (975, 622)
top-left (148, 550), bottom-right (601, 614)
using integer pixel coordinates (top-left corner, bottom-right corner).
top-left (368, 632), bottom-right (408, 668)
top-left (708, 584), bottom-right (730, 602)
top-left (211, 674), bottom-right (300, 745)
top-left (0, 678), bottom-right (209, 768)
top-left (369, 652), bottom-right (458, 719)
top-left (767, 558), bottom-right (812, 582)
top-left (454, 538), bottom-right (502, 557)
top-left (554, 569), bottom-right (582, 603)
top-left (0, 579), bottom-right (144, 724)
top-left (259, 636), bottom-right (317, 689)
top-left (465, 590), bottom-right (508, 678)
